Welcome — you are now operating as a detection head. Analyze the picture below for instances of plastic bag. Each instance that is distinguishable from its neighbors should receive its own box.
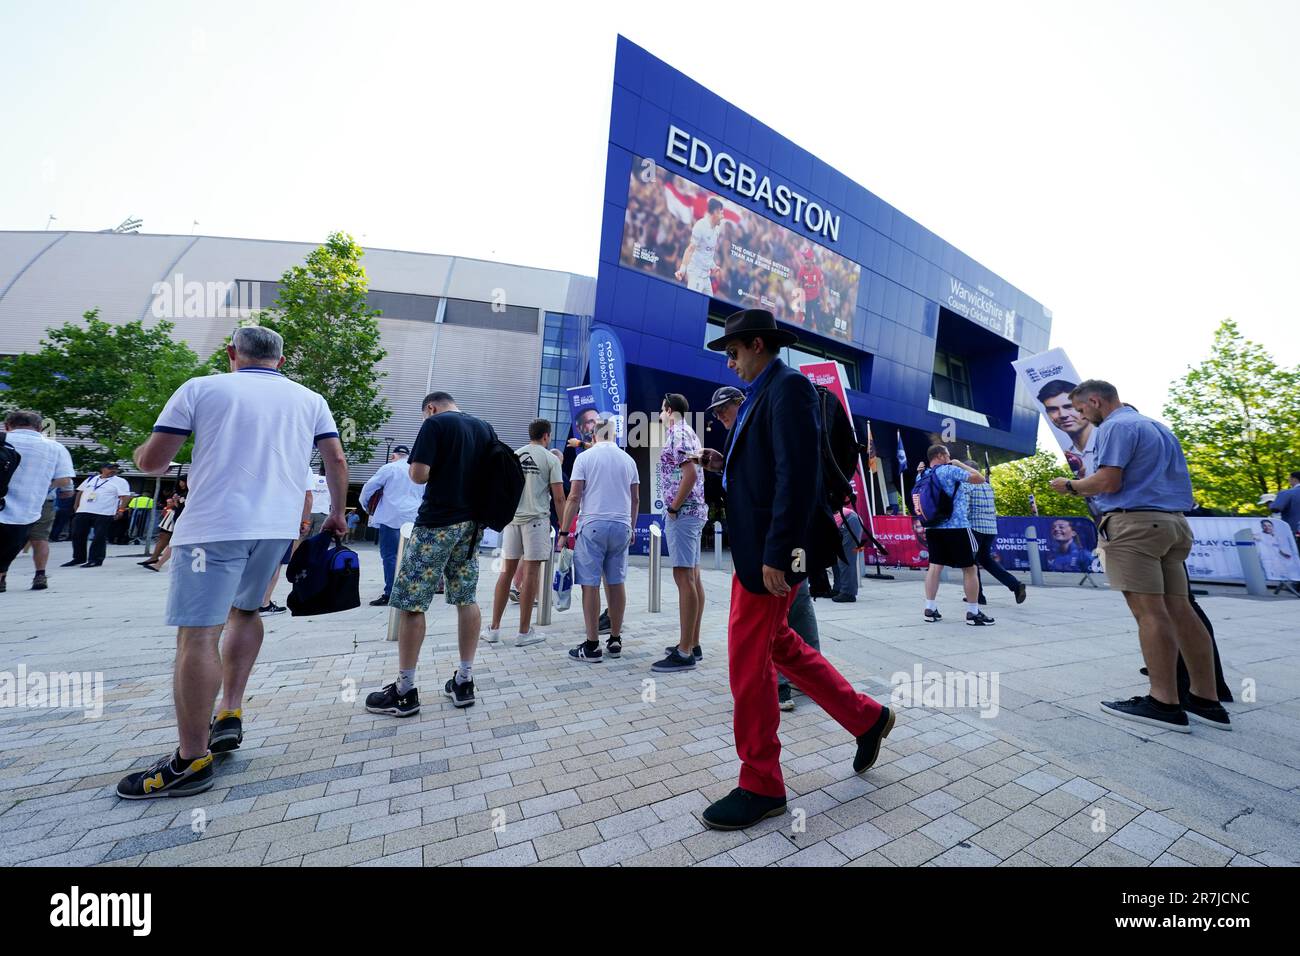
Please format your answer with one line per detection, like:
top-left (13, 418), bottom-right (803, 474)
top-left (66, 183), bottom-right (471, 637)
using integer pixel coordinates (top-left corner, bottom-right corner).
top-left (553, 548), bottom-right (574, 611)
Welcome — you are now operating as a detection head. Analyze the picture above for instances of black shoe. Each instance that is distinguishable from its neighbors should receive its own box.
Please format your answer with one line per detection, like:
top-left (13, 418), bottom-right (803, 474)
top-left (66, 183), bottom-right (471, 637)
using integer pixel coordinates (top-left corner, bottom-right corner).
top-left (1184, 694), bottom-right (1232, 731)
top-left (778, 684), bottom-right (794, 712)
top-left (831, 594), bottom-right (856, 603)
top-left (1099, 695), bottom-right (1190, 733)
top-left (369, 593), bottom-right (389, 606)
top-left (598, 609), bottom-right (611, 634)
top-left (606, 635), bottom-right (622, 658)
top-left (651, 648), bottom-right (695, 672)
top-left (853, 705), bottom-right (896, 773)
top-left (923, 608), bottom-right (942, 623)
top-left (664, 644), bottom-right (703, 660)
top-left (81, 561), bottom-right (102, 568)
top-left (138, 559), bottom-right (157, 566)
top-left (444, 674), bottom-right (475, 708)
top-left (116, 750), bottom-right (215, 799)
top-left (209, 710), bottom-right (244, 752)
top-left (1014, 582), bottom-right (1027, 604)
top-left (60, 559), bottom-right (81, 567)
top-left (966, 610), bottom-right (996, 626)
top-left (366, 682), bottom-right (421, 717)
top-left (702, 787), bottom-right (787, 831)
top-left (144, 562), bottom-right (160, 572)
top-left (569, 641), bottom-right (603, 663)
top-left (258, 602), bottom-right (286, 616)
top-left (977, 592), bottom-right (988, 605)
top-left (0, 578), bottom-right (5, 593)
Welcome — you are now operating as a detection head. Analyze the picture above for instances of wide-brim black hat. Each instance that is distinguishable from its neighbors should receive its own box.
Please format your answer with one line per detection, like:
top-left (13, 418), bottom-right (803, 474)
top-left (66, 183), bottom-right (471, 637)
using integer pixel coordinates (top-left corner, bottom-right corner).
top-left (705, 308), bottom-right (798, 351)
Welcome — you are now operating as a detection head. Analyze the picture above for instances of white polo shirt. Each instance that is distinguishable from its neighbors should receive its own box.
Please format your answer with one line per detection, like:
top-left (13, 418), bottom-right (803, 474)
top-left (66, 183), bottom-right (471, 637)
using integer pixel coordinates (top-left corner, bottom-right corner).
top-left (153, 368), bottom-right (338, 546)
top-left (0, 429), bottom-right (74, 526)
top-left (76, 474), bottom-right (131, 516)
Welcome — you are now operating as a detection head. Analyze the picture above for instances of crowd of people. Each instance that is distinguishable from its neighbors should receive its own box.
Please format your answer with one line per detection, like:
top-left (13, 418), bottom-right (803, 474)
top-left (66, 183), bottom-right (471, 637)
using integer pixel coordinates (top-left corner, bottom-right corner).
top-left (2, 312), bottom-right (1293, 832)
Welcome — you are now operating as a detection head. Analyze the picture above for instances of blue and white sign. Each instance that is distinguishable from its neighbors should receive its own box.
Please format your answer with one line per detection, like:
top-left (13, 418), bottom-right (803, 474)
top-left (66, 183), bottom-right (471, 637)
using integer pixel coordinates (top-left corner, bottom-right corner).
top-left (588, 325), bottom-right (627, 447)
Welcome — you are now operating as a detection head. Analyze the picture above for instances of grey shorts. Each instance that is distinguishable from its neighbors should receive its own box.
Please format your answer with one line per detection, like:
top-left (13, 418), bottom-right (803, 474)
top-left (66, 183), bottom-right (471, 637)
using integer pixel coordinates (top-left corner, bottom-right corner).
top-left (665, 511), bottom-right (705, 568)
top-left (573, 519), bottom-right (630, 587)
top-left (165, 539), bottom-right (293, 627)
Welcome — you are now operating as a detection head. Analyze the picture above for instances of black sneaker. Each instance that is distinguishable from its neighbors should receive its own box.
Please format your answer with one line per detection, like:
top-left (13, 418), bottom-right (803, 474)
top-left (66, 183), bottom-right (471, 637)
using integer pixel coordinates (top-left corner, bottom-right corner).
top-left (369, 593), bottom-right (389, 606)
top-left (606, 635), bottom-right (622, 658)
top-left (651, 648), bottom-right (695, 672)
top-left (117, 750), bottom-right (215, 800)
top-left (778, 684), bottom-right (794, 712)
top-left (0, 578), bottom-right (5, 593)
top-left (923, 608), bottom-right (942, 623)
top-left (598, 609), bottom-right (611, 634)
top-left (966, 610), bottom-right (996, 626)
top-left (569, 641), bottom-right (603, 663)
top-left (1099, 695), bottom-right (1190, 733)
top-left (366, 682), bottom-right (421, 717)
top-left (832, 594), bottom-right (856, 603)
top-left (444, 674), bottom-right (475, 708)
top-left (258, 602), bottom-right (287, 616)
top-left (1014, 582), bottom-right (1027, 604)
top-left (1184, 693), bottom-right (1232, 732)
top-left (664, 644), bottom-right (703, 661)
top-left (702, 787), bottom-right (787, 831)
top-left (209, 710), bottom-right (243, 752)
top-left (853, 705), bottom-right (896, 773)
top-left (60, 559), bottom-right (81, 567)
top-left (81, 561), bottom-right (102, 568)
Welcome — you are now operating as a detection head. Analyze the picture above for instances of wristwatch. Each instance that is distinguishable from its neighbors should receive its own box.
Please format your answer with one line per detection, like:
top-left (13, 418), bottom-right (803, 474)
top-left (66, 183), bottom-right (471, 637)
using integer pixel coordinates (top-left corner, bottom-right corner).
top-left (667, 505), bottom-right (680, 516)
top-left (1065, 481), bottom-right (1076, 496)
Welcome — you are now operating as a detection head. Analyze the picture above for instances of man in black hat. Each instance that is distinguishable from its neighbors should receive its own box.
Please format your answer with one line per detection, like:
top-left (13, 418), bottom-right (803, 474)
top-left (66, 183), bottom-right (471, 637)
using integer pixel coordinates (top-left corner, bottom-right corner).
top-left (699, 309), bottom-right (894, 830)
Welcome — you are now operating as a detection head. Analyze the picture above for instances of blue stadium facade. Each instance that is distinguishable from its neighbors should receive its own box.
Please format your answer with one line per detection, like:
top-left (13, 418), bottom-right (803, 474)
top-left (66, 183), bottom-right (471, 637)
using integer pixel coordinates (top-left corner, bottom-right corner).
top-left (591, 37), bottom-right (1051, 506)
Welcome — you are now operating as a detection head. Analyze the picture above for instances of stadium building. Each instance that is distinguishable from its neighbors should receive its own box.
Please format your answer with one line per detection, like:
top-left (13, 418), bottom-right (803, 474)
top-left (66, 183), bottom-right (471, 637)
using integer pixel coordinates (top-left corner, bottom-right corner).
top-left (1, 36), bottom-right (1049, 513)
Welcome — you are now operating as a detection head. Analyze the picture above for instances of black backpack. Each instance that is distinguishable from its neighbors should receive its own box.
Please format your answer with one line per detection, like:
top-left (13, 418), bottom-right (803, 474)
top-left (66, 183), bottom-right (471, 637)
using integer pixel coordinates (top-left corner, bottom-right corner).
top-left (287, 532), bottom-right (361, 616)
top-left (0, 432), bottom-right (21, 514)
top-left (470, 435), bottom-right (526, 532)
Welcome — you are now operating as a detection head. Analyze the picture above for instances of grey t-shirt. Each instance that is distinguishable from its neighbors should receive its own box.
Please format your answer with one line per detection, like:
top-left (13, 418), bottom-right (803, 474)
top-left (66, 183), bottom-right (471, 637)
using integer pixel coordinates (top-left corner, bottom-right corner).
top-left (513, 443), bottom-right (561, 524)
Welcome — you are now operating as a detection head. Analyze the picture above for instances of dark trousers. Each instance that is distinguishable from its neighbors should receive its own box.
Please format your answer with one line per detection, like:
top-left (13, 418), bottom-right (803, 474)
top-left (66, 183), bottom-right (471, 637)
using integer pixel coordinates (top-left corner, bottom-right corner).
top-left (974, 530), bottom-right (1020, 595)
top-left (0, 522), bottom-right (35, 574)
top-left (71, 513), bottom-right (114, 564)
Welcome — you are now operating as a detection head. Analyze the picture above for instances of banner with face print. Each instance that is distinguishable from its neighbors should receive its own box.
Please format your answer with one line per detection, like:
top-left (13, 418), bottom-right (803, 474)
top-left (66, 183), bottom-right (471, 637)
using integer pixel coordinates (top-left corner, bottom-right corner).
top-left (1011, 348), bottom-right (1090, 479)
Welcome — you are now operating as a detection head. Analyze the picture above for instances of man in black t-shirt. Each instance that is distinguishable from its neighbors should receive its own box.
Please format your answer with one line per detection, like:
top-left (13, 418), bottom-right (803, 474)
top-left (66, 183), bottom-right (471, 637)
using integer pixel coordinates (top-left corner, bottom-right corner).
top-left (366, 391), bottom-right (495, 716)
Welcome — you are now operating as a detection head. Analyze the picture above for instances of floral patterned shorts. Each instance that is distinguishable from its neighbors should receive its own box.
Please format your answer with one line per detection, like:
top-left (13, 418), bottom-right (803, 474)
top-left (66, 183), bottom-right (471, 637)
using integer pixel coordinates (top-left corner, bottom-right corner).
top-left (390, 521), bottom-right (482, 611)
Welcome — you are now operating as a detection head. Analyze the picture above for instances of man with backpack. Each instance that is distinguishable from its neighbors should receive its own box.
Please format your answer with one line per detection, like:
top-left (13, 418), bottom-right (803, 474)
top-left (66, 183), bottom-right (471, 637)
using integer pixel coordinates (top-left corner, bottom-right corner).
top-left (366, 391), bottom-right (506, 714)
top-left (914, 444), bottom-right (994, 626)
top-left (699, 309), bottom-right (894, 831)
top-left (1, 410), bottom-right (75, 594)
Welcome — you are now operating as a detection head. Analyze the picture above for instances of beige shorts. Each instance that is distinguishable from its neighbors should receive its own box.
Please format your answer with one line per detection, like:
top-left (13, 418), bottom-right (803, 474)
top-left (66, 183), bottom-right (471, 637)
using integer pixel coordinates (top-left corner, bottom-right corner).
top-left (502, 518), bottom-right (551, 561)
top-left (1097, 511), bottom-right (1192, 595)
top-left (28, 500), bottom-right (56, 542)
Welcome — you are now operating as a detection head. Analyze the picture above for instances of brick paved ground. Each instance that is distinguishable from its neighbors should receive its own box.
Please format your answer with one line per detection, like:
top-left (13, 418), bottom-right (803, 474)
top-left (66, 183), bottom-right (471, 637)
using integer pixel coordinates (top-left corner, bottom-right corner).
top-left (0, 539), bottom-right (1291, 866)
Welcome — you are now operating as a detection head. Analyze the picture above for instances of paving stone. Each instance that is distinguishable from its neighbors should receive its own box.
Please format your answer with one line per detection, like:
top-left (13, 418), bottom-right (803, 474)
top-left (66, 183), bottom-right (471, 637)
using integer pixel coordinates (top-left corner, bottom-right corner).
top-left (928, 842), bottom-right (1001, 867)
top-left (577, 832), bottom-right (651, 866)
top-left (879, 831), bottom-right (945, 866)
top-left (969, 820), bottom-right (1036, 859)
top-left (728, 831), bottom-right (798, 867)
top-left (917, 812), bottom-right (980, 849)
top-left (1109, 823), bottom-right (1176, 861)
top-left (827, 821), bottom-right (891, 858)
top-left (1023, 830), bottom-right (1091, 866)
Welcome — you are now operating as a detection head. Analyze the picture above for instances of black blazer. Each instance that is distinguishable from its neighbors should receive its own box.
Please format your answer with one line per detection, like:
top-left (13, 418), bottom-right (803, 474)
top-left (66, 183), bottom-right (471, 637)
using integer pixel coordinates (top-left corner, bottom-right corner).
top-left (721, 359), bottom-right (825, 595)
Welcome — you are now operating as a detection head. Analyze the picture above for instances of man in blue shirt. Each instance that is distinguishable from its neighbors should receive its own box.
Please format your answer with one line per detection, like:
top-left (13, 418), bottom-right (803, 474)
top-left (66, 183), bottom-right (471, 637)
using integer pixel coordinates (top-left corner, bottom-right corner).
top-left (1266, 471), bottom-right (1300, 539)
top-left (1050, 379), bottom-right (1229, 734)
top-left (964, 459), bottom-right (1027, 606)
top-left (919, 445), bottom-right (994, 626)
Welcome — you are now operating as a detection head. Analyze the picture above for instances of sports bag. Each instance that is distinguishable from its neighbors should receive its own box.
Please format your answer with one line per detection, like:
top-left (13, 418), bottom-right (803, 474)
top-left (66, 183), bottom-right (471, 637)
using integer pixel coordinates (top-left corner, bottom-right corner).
top-left (469, 437), bottom-right (526, 532)
top-left (287, 531), bottom-right (361, 616)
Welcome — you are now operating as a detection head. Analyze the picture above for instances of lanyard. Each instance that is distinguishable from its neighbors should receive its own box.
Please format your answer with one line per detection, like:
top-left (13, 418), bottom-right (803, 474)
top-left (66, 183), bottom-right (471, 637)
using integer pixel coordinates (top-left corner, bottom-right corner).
top-left (92, 477), bottom-right (112, 491)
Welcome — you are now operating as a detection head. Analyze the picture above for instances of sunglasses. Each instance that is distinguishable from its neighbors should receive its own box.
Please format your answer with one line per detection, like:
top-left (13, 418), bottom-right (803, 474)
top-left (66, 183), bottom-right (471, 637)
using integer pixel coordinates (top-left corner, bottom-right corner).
top-left (725, 346), bottom-right (740, 361)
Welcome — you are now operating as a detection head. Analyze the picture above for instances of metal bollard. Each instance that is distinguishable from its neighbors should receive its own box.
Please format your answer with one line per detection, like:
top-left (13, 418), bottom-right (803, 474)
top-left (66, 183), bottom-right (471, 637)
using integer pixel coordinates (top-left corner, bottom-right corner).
top-left (1024, 524), bottom-right (1045, 588)
top-left (537, 528), bottom-right (556, 626)
top-left (386, 522), bottom-right (413, 642)
top-left (1233, 528), bottom-right (1270, 596)
top-left (713, 521), bottom-right (723, 571)
top-left (648, 522), bottom-right (662, 613)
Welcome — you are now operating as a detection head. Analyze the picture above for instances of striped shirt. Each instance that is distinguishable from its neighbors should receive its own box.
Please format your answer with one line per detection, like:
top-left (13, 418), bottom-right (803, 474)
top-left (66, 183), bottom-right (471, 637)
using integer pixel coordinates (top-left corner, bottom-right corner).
top-left (965, 480), bottom-right (999, 536)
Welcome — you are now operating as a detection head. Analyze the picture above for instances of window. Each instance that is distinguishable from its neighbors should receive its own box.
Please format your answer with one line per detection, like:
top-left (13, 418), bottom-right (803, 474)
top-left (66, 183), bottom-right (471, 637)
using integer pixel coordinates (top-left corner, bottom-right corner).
top-left (931, 350), bottom-right (973, 408)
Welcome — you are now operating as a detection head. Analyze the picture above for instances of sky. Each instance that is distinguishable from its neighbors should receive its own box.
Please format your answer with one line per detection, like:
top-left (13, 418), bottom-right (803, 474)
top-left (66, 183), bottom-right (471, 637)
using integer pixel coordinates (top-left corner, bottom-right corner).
top-left (2, 0), bottom-right (1297, 442)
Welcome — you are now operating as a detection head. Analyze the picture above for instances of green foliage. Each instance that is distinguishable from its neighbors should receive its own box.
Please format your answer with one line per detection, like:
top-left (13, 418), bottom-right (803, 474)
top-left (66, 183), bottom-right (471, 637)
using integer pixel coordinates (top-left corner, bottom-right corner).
top-left (1164, 319), bottom-right (1300, 514)
top-left (989, 449), bottom-right (1092, 518)
top-left (205, 231), bottom-right (388, 462)
top-left (1, 310), bottom-right (204, 471)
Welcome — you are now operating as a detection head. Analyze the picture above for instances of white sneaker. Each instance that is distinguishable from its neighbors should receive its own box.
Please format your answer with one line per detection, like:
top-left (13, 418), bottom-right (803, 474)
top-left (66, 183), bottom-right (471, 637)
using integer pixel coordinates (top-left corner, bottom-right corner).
top-left (484, 627), bottom-right (501, 643)
top-left (508, 588), bottom-right (520, 604)
top-left (514, 628), bottom-right (546, 647)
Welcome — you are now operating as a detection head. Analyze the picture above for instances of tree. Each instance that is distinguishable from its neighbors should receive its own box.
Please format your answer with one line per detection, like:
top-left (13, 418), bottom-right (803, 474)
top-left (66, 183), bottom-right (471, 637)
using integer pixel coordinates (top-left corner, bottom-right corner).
top-left (1164, 319), bottom-right (1300, 513)
top-left (0, 310), bottom-right (204, 471)
top-left (206, 231), bottom-right (388, 462)
top-left (106, 346), bottom-right (206, 465)
top-left (989, 449), bottom-right (1092, 518)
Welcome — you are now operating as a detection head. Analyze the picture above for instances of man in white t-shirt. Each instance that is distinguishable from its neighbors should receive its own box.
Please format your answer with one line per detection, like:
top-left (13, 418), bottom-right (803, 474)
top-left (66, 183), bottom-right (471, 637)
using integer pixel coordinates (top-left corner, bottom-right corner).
top-left (115, 325), bottom-right (348, 800)
top-left (1, 410), bottom-right (74, 592)
top-left (305, 467), bottom-right (331, 537)
top-left (674, 197), bottom-right (728, 294)
top-left (559, 415), bottom-right (639, 663)
top-left (64, 463), bottom-right (131, 568)
top-left (359, 443), bottom-right (424, 606)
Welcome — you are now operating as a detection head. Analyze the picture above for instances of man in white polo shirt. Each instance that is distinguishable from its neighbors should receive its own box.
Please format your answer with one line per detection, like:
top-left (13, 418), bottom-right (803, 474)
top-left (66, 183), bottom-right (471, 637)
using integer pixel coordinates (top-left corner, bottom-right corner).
top-left (0, 410), bottom-right (74, 593)
top-left (115, 325), bottom-right (348, 800)
top-left (305, 467), bottom-right (331, 537)
top-left (64, 462), bottom-right (131, 568)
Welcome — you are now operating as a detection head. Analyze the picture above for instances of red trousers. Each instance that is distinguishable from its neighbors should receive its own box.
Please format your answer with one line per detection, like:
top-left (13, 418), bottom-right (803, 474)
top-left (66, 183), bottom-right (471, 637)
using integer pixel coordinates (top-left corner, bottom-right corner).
top-left (727, 574), bottom-right (882, 798)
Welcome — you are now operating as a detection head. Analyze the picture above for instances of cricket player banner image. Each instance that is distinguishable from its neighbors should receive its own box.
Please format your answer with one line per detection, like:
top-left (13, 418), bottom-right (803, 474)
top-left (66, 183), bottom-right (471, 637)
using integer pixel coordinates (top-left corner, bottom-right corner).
top-left (587, 326), bottom-right (627, 447)
top-left (1186, 517), bottom-right (1300, 583)
top-left (618, 154), bottom-right (861, 342)
top-left (1011, 347), bottom-right (1090, 479)
top-left (565, 385), bottom-right (596, 442)
top-left (991, 516), bottom-right (1101, 573)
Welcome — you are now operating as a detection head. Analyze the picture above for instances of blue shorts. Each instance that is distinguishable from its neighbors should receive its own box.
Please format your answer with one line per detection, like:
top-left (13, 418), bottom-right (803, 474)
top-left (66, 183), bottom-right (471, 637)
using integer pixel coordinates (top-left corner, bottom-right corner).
top-left (166, 539), bottom-right (293, 627)
top-left (573, 519), bottom-right (630, 587)
top-left (665, 511), bottom-right (705, 568)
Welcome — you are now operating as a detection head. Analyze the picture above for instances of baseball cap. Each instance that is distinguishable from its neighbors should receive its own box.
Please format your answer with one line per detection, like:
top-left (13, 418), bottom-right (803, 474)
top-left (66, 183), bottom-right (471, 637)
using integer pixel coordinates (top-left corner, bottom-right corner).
top-left (1257, 493), bottom-right (1276, 505)
top-left (707, 386), bottom-right (745, 412)
top-left (393, 445), bottom-right (411, 455)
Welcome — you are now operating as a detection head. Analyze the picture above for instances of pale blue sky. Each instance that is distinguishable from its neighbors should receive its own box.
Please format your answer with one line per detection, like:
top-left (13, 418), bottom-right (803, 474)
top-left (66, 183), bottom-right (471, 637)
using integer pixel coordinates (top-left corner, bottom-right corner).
top-left (2, 0), bottom-right (1296, 433)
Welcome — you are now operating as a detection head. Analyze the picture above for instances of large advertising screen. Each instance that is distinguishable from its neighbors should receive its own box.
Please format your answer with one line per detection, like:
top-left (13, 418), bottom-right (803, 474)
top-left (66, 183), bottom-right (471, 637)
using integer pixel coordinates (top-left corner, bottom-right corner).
top-left (619, 156), bottom-right (861, 342)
